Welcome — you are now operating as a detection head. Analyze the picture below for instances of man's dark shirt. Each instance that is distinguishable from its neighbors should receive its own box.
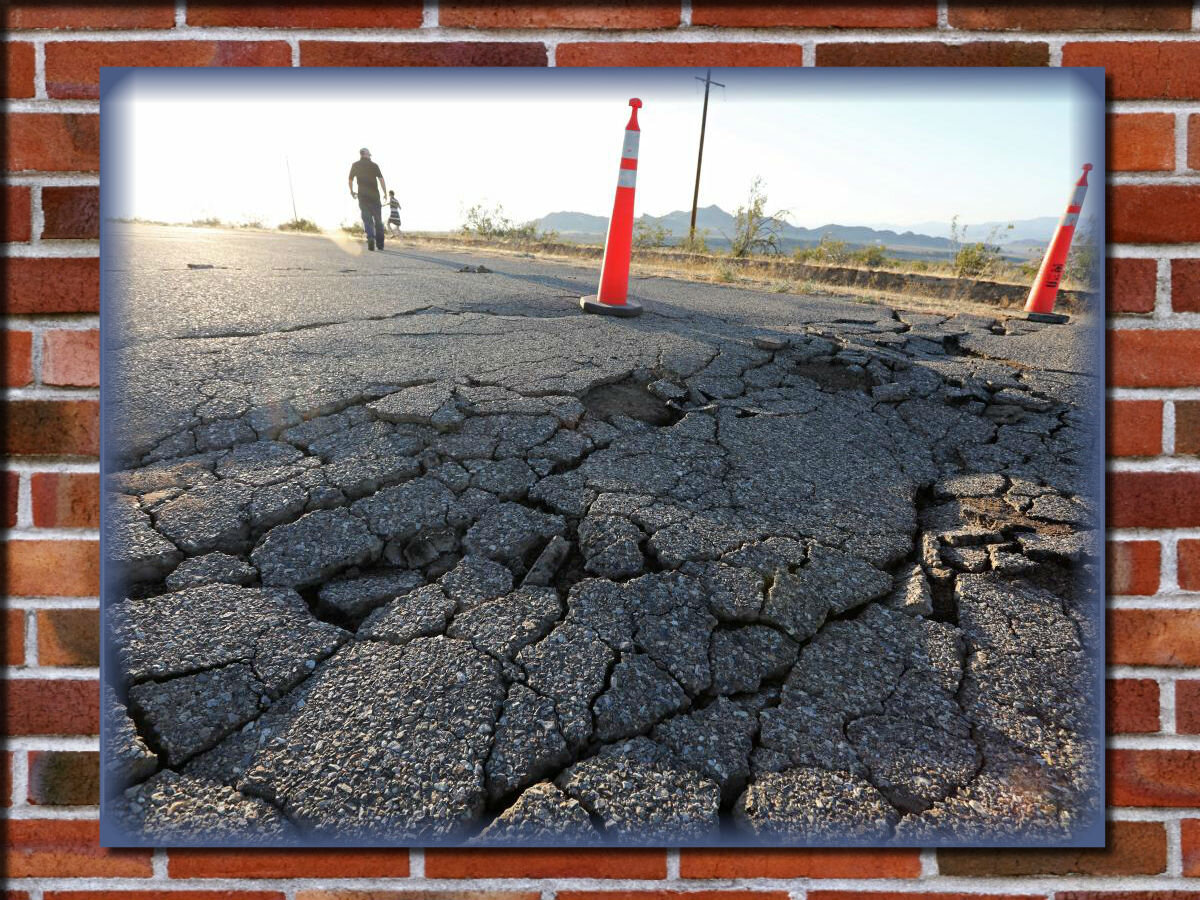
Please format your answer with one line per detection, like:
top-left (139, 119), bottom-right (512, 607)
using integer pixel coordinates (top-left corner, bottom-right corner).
top-left (350, 158), bottom-right (382, 202)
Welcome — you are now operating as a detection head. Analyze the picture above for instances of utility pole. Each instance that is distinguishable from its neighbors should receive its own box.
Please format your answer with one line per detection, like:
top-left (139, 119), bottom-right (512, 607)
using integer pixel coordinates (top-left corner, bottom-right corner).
top-left (285, 155), bottom-right (298, 222)
top-left (689, 68), bottom-right (724, 245)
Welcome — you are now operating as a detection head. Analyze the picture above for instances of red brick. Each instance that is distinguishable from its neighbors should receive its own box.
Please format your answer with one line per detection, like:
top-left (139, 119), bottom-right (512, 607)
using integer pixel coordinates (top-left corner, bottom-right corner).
top-left (3, 400), bottom-right (100, 457)
top-left (1180, 539), bottom-right (1200, 591)
top-left (6, 114), bottom-right (100, 172)
top-left (1107, 400), bottom-right (1162, 457)
top-left (3, 471), bottom-right (18, 529)
top-left (301, 42), bottom-right (548, 67)
top-left (1107, 258), bottom-right (1157, 315)
top-left (5, 820), bottom-right (151, 877)
top-left (37, 608), bottom-right (100, 667)
top-left (46, 41), bottom-right (292, 100)
top-left (693, 3), bottom-right (935, 27)
top-left (950, 3), bottom-right (1193, 29)
top-left (48, 894), bottom-right (286, 900)
top-left (3, 540), bottom-right (100, 597)
top-left (42, 186), bottom-right (99, 240)
top-left (2, 257), bottom-right (99, 314)
top-left (27, 751), bottom-right (99, 806)
top-left (31, 473), bottom-right (100, 529)
top-left (680, 848), bottom-right (920, 879)
top-left (558, 42), bottom-right (806, 66)
top-left (1107, 678), bottom-right (1160, 733)
top-left (562, 893), bottom-right (789, 900)
top-left (2, 752), bottom-right (11, 808)
top-left (424, 849), bottom-right (666, 880)
top-left (4, 330), bottom-right (33, 387)
top-left (4, 185), bottom-right (32, 242)
top-left (1108, 331), bottom-right (1200, 388)
top-left (1064, 42), bottom-right (1200, 100)
top-left (1109, 609), bottom-right (1200, 666)
top-left (1107, 541), bottom-right (1161, 596)
top-left (4, 608), bottom-right (25, 666)
top-left (1190, 115), bottom-right (1200, 170)
top-left (442, 2), bottom-right (680, 28)
top-left (1057, 894), bottom-right (1200, 900)
top-left (1109, 473), bottom-right (1200, 528)
top-left (295, 893), bottom-right (540, 900)
top-left (1174, 258), bottom-right (1200, 312)
top-left (810, 894), bottom-right (1037, 900)
top-left (817, 41), bottom-right (1048, 67)
top-left (1176, 401), bottom-right (1200, 455)
top-left (1186, 818), bottom-right (1200, 875)
top-left (1110, 185), bottom-right (1200, 243)
top-left (167, 849), bottom-right (411, 879)
top-left (1109, 113), bottom-right (1175, 172)
top-left (189, 3), bottom-right (422, 27)
top-left (938, 820), bottom-right (1166, 875)
top-left (4, 5), bottom-right (176, 29)
top-left (1177, 679), bottom-right (1200, 733)
top-left (1110, 749), bottom-right (1200, 806)
top-left (41, 329), bottom-right (99, 387)
top-left (4, 41), bottom-right (35, 99)
top-left (2, 679), bottom-right (99, 734)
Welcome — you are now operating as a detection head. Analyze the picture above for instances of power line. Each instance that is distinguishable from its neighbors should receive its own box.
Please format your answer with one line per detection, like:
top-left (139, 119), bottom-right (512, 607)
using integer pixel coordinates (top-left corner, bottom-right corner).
top-left (689, 69), bottom-right (725, 245)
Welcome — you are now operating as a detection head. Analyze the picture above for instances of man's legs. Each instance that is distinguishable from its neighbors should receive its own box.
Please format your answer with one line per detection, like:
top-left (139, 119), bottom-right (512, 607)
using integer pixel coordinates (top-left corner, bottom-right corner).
top-left (358, 198), bottom-right (378, 249)
top-left (371, 204), bottom-right (386, 249)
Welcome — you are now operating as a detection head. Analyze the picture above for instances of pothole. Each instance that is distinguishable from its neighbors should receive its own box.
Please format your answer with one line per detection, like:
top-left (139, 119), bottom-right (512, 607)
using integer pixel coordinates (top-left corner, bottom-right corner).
top-left (581, 378), bottom-right (684, 427)
top-left (791, 361), bottom-right (870, 392)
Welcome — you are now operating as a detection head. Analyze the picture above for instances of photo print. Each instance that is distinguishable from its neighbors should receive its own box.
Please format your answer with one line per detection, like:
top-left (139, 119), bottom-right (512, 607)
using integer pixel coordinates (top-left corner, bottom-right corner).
top-left (100, 66), bottom-right (1105, 848)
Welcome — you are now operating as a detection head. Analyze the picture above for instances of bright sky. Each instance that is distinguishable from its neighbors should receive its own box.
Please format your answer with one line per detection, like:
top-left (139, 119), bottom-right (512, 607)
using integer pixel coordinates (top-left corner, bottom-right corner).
top-left (106, 68), bottom-right (1100, 234)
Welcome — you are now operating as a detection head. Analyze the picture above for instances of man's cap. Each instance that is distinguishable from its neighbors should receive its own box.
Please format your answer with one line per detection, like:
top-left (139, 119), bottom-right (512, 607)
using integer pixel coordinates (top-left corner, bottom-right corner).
top-left (359, 147), bottom-right (370, 155)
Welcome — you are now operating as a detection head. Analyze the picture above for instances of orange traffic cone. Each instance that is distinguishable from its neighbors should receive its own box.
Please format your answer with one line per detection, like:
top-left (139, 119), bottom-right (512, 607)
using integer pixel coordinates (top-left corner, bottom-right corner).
top-left (1024, 163), bottom-right (1093, 324)
top-left (581, 98), bottom-right (644, 318)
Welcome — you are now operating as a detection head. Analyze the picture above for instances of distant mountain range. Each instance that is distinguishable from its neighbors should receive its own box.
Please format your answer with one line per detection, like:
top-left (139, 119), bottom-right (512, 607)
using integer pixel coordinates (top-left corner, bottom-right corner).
top-left (536, 205), bottom-right (1095, 262)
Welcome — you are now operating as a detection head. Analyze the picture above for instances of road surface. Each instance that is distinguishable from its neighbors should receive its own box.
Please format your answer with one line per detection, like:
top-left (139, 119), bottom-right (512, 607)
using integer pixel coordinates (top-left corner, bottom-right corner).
top-left (103, 223), bottom-right (1102, 847)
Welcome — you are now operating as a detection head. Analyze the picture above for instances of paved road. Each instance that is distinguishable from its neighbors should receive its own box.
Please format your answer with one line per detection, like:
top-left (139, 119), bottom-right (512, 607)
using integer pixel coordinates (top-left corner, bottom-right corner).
top-left (104, 224), bottom-right (1102, 846)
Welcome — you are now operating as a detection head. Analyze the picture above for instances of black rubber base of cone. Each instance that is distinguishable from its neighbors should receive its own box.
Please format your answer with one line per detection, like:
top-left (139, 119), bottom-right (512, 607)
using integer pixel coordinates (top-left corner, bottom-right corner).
top-left (580, 295), bottom-right (643, 318)
top-left (1026, 311), bottom-right (1070, 324)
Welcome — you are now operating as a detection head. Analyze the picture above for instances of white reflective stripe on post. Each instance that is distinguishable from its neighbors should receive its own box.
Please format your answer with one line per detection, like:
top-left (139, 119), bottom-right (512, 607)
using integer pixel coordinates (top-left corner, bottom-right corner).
top-left (621, 130), bottom-right (640, 160)
top-left (616, 169), bottom-right (637, 188)
top-left (1069, 185), bottom-right (1088, 208)
top-left (1062, 213), bottom-right (1079, 227)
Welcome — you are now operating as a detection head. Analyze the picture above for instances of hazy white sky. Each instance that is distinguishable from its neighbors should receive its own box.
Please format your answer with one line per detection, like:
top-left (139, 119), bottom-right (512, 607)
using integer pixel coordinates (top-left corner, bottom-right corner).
top-left (108, 68), bottom-right (1099, 233)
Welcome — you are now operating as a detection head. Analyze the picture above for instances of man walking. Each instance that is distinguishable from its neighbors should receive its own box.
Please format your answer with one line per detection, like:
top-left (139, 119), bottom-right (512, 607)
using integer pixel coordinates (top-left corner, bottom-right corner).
top-left (348, 147), bottom-right (388, 251)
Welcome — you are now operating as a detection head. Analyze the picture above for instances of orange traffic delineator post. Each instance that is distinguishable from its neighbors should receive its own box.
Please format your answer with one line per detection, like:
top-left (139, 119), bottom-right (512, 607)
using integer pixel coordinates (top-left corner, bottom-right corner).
top-left (581, 98), bottom-right (644, 318)
top-left (1024, 163), bottom-right (1093, 325)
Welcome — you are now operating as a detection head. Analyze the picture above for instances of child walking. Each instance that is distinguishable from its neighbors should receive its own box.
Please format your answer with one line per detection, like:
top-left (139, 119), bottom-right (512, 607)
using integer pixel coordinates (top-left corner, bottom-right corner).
top-left (386, 191), bottom-right (402, 237)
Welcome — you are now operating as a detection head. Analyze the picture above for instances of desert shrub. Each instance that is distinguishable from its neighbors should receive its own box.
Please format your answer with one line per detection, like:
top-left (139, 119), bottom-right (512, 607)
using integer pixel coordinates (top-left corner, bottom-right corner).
top-left (279, 218), bottom-right (321, 233)
top-left (854, 244), bottom-right (889, 268)
top-left (633, 220), bottom-right (670, 249)
top-left (729, 176), bottom-right (789, 257)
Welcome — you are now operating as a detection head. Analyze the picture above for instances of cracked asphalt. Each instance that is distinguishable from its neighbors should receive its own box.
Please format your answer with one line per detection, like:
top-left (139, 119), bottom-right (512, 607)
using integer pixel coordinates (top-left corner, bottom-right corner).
top-left (103, 224), bottom-right (1103, 846)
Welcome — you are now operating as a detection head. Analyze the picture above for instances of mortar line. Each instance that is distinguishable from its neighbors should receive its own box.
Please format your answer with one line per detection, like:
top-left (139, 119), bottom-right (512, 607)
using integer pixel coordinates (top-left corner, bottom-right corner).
top-left (23, 609), bottom-right (38, 668)
top-left (1163, 534), bottom-right (1182, 592)
top-left (1161, 676), bottom-right (1178, 733)
top-left (1177, 110), bottom-right (1191, 173)
top-left (1164, 399), bottom-right (1177, 455)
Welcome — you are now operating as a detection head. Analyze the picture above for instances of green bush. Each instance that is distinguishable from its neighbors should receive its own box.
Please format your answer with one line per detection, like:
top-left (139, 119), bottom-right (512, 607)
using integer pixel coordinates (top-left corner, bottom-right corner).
top-left (796, 233), bottom-right (851, 266)
top-left (678, 228), bottom-right (711, 254)
top-left (280, 218), bottom-right (321, 233)
top-left (633, 220), bottom-right (670, 249)
top-left (729, 176), bottom-right (789, 257)
top-left (190, 217), bottom-right (223, 227)
top-left (854, 244), bottom-right (889, 268)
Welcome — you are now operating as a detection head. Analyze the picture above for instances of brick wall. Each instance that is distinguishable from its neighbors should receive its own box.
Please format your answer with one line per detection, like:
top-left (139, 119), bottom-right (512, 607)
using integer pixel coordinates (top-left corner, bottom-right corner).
top-left (4, 1), bottom-right (1200, 896)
